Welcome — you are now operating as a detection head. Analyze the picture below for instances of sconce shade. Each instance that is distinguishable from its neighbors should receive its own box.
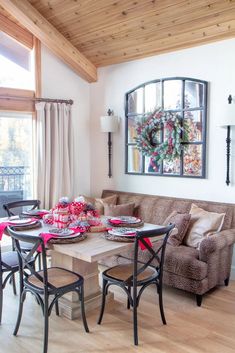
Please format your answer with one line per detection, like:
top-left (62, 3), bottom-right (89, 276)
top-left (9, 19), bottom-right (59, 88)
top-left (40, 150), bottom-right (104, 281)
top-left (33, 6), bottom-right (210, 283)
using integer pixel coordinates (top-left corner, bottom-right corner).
top-left (100, 115), bottom-right (119, 133)
top-left (220, 99), bottom-right (235, 127)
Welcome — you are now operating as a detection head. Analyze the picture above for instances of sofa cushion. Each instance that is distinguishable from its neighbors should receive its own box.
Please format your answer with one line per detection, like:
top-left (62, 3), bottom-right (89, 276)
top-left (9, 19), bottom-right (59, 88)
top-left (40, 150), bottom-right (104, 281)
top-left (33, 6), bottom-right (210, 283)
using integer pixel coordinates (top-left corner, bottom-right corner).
top-left (185, 204), bottom-right (225, 248)
top-left (163, 211), bottom-right (191, 246)
top-left (104, 202), bottom-right (135, 217)
top-left (102, 190), bottom-right (234, 230)
top-left (84, 194), bottom-right (117, 215)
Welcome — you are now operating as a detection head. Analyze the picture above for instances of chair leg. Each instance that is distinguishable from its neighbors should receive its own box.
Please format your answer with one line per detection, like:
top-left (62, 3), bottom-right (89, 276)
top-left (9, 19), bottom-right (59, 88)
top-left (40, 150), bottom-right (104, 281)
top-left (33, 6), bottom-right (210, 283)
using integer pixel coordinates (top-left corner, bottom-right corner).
top-left (55, 300), bottom-right (59, 316)
top-left (0, 276), bottom-right (3, 324)
top-left (13, 291), bottom-right (25, 336)
top-left (158, 284), bottom-right (166, 325)
top-left (79, 286), bottom-right (89, 333)
top-left (43, 296), bottom-right (49, 353)
top-left (127, 285), bottom-right (131, 309)
top-left (97, 278), bottom-right (108, 325)
top-left (196, 294), bottom-right (203, 307)
top-left (133, 286), bottom-right (138, 346)
top-left (10, 273), bottom-right (17, 295)
top-left (224, 277), bottom-right (230, 286)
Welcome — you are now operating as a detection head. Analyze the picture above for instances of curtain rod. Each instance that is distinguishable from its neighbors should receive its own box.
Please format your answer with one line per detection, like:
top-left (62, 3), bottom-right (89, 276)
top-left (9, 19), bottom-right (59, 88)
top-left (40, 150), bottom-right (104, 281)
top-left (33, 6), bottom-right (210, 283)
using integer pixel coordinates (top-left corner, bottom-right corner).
top-left (0, 95), bottom-right (73, 105)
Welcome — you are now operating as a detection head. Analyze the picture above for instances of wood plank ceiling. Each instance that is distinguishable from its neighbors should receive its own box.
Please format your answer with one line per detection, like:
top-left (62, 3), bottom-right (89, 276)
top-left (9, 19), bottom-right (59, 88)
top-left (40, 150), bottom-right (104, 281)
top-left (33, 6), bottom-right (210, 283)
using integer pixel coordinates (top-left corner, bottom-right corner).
top-left (1, 0), bottom-right (235, 68)
top-left (27, 0), bottom-right (235, 67)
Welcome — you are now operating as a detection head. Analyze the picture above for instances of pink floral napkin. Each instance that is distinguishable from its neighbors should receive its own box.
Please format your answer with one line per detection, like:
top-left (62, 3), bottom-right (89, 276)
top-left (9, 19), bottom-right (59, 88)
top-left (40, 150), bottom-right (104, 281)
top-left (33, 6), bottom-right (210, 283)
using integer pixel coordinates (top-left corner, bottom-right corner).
top-left (0, 222), bottom-right (9, 240)
top-left (38, 227), bottom-right (86, 252)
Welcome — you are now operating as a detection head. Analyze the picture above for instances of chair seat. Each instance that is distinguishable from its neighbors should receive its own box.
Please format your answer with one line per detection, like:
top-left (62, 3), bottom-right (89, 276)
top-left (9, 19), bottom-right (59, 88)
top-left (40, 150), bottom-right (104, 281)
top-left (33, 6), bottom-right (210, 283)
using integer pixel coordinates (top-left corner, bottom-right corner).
top-left (2, 251), bottom-right (35, 271)
top-left (2, 251), bottom-right (19, 270)
top-left (19, 241), bottom-right (34, 251)
top-left (27, 267), bottom-right (81, 290)
top-left (104, 264), bottom-right (157, 284)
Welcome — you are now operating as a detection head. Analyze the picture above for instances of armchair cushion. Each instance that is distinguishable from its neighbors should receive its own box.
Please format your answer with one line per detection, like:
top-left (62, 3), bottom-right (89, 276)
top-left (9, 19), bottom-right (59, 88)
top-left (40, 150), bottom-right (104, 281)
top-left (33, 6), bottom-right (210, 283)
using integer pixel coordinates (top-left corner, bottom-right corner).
top-left (163, 211), bottom-right (191, 246)
top-left (185, 204), bottom-right (225, 248)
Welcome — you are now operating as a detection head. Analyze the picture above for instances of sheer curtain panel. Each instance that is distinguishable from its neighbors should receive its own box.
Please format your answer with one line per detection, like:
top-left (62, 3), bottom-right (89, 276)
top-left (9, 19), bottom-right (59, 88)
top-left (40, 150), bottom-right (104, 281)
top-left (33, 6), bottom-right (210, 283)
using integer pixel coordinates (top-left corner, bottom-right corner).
top-left (35, 102), bottom-right (73, 209)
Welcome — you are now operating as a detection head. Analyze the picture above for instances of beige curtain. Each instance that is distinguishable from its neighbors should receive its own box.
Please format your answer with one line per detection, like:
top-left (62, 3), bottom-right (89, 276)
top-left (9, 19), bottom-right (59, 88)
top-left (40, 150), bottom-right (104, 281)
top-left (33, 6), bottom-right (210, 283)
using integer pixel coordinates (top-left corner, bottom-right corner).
top-left (35, 102), bottom-right (73, 209)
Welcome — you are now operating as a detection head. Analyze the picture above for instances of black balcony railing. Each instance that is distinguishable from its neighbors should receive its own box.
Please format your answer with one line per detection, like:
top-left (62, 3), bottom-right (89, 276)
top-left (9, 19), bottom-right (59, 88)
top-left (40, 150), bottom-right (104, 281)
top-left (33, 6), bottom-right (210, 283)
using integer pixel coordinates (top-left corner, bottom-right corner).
top-left (0, 166), bottom-right (31, 217)
top-left (0, 166), bottom-right (30, 192)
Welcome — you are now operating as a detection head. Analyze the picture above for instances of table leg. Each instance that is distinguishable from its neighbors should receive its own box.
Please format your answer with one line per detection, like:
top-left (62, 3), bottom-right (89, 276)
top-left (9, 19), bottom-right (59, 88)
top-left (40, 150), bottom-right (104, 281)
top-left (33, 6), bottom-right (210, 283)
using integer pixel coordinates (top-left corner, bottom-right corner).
top-left (51, 251), bottom-right (113, 320)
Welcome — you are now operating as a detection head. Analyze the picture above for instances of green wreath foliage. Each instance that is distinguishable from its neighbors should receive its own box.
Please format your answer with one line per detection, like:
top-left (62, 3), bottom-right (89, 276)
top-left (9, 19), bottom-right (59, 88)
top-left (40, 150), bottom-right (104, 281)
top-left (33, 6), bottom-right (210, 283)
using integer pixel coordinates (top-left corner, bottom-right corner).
top-left (135, 109), bottom-right (189, 164)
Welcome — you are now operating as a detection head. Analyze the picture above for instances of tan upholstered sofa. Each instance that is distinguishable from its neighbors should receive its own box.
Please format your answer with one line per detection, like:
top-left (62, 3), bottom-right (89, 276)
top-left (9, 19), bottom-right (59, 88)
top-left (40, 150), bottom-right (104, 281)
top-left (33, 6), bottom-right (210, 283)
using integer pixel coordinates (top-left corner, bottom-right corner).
top-left (100, 190), bottom-right (235, 306)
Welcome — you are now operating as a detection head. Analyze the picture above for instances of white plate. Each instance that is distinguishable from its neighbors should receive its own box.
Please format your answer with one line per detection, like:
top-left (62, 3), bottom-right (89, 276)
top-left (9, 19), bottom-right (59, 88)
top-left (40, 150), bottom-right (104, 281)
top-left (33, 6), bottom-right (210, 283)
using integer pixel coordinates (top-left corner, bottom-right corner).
top-left (48, 228), bottom-right (75, 237)
top-left (22, 209), bottom-right (48, 215)
top-left (109, 216), bottom-right (141, 224)
top-left (108, 228), bottom-right (136, 237)
top-left (8, 218), bottom-right (33, 225)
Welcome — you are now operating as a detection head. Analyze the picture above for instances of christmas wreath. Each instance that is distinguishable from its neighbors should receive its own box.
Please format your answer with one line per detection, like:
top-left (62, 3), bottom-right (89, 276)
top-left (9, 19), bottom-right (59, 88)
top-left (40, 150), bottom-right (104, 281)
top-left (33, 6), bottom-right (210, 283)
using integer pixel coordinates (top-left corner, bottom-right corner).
top-left (135, 109), bottom-right (189, 170)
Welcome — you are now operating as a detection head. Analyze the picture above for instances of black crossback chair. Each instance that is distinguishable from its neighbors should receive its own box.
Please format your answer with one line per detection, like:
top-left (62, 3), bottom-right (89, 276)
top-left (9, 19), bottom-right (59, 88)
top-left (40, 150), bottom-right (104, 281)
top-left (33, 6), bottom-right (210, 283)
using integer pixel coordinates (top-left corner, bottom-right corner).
top-left (3, 200), bottom-right (41, 218)
top-left (7, 227), bottom-right (89, 353)
top-left (97, 223), bottom-right (175, 346)
top-left (3, 200), bottom-right (42, 269)
top-left (0, 241), bottom-right (35, 324)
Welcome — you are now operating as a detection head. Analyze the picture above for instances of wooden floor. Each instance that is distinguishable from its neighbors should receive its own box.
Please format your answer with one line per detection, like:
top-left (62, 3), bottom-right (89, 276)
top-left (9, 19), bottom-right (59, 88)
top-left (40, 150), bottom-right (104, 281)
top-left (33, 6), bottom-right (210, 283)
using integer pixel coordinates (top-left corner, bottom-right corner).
top-left (0, 278), bottom-right (234, 353)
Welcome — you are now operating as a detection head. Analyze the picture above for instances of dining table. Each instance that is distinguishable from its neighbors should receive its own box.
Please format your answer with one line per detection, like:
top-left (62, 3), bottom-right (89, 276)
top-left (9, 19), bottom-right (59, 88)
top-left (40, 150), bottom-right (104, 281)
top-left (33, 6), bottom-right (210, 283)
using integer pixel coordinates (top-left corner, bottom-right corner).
top-left (0, 216), bottom-right (165, 320)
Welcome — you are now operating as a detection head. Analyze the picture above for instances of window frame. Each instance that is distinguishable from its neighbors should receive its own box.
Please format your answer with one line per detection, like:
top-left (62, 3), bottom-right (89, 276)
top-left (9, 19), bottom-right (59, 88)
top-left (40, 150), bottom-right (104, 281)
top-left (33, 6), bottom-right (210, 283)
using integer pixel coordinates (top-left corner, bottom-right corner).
top-left (125, 77), bottom-right (208, 178)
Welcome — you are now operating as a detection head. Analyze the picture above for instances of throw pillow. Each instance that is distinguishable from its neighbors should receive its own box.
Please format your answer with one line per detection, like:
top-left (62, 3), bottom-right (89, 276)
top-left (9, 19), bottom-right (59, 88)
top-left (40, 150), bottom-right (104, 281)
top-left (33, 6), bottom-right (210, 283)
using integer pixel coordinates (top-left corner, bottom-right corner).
top-left (184, 203), bottom-right (225, 248)
top-left (163, 211), bottom-right (191, 246)
top-left (104, 202), bottom-right (135, 217)
top-left (84, 195), bottom-right (118, 215)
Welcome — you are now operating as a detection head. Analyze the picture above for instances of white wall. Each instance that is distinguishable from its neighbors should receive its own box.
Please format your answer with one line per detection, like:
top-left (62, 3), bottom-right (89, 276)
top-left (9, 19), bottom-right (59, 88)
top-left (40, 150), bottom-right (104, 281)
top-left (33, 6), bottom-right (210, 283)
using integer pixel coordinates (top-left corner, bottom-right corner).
top-left (90, 38), bottom-right (235, 277)
top-left (41, 45), bottom-right (91, 197)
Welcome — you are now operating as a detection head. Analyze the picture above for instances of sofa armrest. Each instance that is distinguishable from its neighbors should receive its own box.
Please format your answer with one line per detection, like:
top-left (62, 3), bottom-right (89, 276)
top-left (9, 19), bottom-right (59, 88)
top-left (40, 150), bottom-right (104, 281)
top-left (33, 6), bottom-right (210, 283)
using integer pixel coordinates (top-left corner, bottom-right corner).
top-left (199, 229), bottom-right (235, 262)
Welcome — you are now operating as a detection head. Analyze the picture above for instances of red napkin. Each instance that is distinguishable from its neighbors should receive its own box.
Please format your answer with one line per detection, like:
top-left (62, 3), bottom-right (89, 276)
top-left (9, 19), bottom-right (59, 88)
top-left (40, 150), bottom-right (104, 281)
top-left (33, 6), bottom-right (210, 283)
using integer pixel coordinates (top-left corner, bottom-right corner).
top-left (138, 237), bottom-right (152, 250)
top-left (122, 232), bottom-right (152, 250)
top-left (109, 220), bottom-right (126, 225)
top-left (0, 222), bottom-right (9, 240)
top-left (38, 227), bottom-right (86, 252)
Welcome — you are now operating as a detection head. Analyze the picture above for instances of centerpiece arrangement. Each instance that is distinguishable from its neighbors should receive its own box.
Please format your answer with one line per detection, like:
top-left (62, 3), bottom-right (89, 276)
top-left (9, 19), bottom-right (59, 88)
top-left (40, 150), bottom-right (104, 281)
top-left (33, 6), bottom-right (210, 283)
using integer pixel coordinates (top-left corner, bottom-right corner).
top-left (43, 196), bottom-right (104, 232)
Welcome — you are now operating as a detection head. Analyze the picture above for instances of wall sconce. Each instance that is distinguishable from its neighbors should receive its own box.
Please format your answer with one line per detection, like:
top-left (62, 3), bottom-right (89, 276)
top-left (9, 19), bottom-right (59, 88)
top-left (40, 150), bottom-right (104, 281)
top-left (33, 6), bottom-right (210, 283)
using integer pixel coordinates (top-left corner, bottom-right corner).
top-left (220, 95), bottom-right (235, 185)
top-left (100, 109), bottom-right (119, 178)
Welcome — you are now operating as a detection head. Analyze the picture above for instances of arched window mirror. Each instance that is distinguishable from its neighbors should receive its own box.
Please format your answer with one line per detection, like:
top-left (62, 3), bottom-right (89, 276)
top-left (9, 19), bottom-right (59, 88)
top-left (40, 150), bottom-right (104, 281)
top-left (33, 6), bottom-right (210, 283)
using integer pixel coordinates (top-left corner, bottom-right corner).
top-left (125, 77), bottom-right (208, 178)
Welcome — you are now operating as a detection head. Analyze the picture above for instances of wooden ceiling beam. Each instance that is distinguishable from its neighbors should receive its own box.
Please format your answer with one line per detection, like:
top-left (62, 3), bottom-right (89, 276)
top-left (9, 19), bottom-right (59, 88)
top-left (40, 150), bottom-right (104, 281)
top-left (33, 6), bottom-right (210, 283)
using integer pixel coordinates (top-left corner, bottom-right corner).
top-left (0, 0), bottom-right (97, 83)
top-left (0, 12), bottom-right (33, 49)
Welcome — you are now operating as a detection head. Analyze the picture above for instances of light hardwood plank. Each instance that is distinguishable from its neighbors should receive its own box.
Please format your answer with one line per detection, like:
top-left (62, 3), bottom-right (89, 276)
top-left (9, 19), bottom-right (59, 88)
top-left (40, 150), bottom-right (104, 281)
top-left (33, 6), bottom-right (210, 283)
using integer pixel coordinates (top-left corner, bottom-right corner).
top-left (0, 274), bottom-right (234, 353)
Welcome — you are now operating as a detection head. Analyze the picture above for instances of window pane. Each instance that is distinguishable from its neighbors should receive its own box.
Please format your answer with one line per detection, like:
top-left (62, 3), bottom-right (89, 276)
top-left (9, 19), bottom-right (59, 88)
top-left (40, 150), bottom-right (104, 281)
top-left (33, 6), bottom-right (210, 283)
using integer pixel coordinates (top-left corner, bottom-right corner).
top-left (144, 156), bottom-right (161, 173)
top-left (0, 113), bottom-right (33, 217)
top-left (127, 87), bottom-right (144, 114)
top-left (164, 80), bottom-right (182, 110)
top-left (185, 80), bottom-right (204, 108)
top-left (163, 158), bottom-right (180, 174)
top-left (127, 146), bottom-right (143, 173)
top-left (184, 110), bottom-right (203, 142)
top-left (0, 31), bottom-right (34, 90)
top-left (183, 144), bottom-right (203, 176)
top-left (127, 115), bottom-right (146, 143)
top-left (145, 82), bottom-right (161, 113)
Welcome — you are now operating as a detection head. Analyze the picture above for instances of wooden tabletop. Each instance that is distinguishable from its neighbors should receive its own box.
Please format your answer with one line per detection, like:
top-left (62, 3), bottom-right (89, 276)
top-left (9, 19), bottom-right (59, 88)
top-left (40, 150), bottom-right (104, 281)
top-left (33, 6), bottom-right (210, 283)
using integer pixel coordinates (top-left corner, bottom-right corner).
top-left (51, 222), bottom-right (161, 263)
top-left (1, 216), bottom-right (163, 263)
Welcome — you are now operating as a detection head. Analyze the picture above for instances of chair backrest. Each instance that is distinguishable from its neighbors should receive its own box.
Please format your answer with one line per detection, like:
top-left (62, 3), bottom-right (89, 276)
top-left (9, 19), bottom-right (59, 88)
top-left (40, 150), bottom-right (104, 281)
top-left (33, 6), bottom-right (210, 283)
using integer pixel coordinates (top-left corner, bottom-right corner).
top-left (126, 223), bottom-right (175, 286)
top-left (3, 200), bottom-right (41, 217)
top-left (7, 226), bottom-right (54, 292)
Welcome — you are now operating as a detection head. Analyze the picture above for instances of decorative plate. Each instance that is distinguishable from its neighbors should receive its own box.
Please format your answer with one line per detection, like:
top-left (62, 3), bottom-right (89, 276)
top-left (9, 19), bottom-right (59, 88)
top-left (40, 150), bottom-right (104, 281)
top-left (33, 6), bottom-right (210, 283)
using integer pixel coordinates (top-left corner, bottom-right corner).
top-left (8, 218), bottom-right (33, 225)
top-left (49, 232), bottom-right (87, 244)
top-left (109, 216), bottom-right (141, 224)
top-left (22, 209), bottom-right (48, 216)
top-left (108, 228), bottom-right (136, 237)
top-left (48, 228), bottom-right (75, 237)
